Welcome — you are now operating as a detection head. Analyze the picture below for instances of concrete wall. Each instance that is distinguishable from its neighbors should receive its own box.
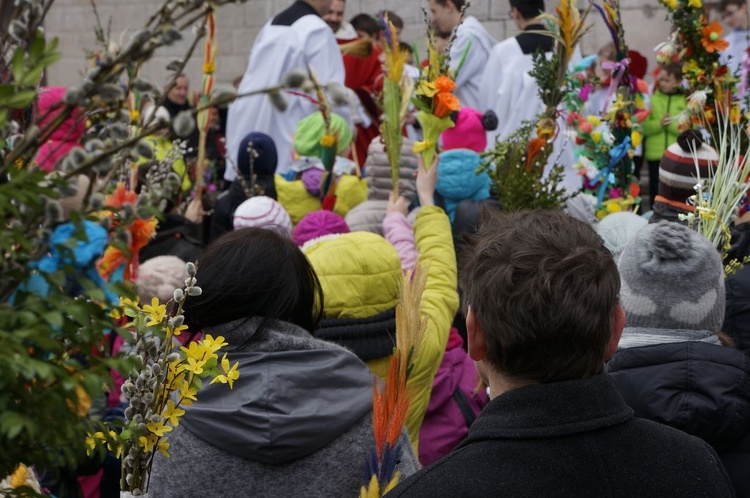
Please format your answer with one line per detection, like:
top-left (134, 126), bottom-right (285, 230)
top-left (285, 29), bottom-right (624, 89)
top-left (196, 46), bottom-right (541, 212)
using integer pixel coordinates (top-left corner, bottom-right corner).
top-left (44, 0), bottom-right (679, 90)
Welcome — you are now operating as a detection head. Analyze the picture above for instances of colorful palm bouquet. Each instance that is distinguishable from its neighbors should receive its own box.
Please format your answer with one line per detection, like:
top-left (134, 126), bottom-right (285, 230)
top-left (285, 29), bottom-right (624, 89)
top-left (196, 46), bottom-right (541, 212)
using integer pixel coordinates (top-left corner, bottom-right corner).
top-left (481, 0), bottom-right (587, 211)
top-left (678, 110), bottom-right (750, 274)
top-left (411, 11), bottom-right (464, 169)
top-left (564, 0), bottom-right (646, 218)
top-left (379, 13), bottom-right (413, 196)
top-left (657, 0), bottom-right (743, 138)
top-left (87, 262), bottom-right (239, 496)
top-left (360, 267), bottom-right (428, 497)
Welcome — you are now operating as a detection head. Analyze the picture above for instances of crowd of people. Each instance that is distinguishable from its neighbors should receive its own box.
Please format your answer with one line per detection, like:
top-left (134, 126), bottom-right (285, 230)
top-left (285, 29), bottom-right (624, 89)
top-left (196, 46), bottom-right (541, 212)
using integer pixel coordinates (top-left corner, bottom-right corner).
top-left (12, 0), bottom-right (750, 496)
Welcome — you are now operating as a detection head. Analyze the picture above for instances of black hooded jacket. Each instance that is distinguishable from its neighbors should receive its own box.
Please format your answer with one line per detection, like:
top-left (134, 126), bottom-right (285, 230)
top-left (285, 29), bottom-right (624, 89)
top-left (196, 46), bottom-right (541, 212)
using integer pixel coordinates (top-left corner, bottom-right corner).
top-left (608, 341), bottom-right (750, 497)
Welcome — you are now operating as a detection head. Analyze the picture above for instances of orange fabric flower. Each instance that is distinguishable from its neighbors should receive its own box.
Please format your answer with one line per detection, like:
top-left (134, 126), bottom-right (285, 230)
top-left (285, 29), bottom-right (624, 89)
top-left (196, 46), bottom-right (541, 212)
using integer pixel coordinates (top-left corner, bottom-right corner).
top-left (106, 183), bottom-right (138, 208)
top-left (434, 92), bottom-right (460, 119)
top-left (434, 76), bottom-right (456, 94)
top-left (701, 20), bottom-right (729, 53)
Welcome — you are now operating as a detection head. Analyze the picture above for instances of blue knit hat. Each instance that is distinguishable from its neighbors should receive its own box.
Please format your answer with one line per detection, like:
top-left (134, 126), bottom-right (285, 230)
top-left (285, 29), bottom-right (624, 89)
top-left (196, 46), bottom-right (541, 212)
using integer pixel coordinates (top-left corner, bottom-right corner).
top-left (237, 132), bottom-right (278, 178)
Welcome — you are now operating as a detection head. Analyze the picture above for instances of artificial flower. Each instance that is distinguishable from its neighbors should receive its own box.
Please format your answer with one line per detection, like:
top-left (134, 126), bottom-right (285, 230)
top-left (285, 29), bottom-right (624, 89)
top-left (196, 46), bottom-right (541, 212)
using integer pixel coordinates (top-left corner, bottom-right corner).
top-left (590, 131), bottom-right (602, 143)
top-left (434, 92), bottom-right (460, 119)
top-left (662, 0), bottom-right (677, 10)
top-left (320, 134), bottom-right (336, 147)
top-left (416, 80), bottom-right (438, 98)
top-left (434, 75), bottom-right (455, 93)
top-left (586, 115), bottom-right (601, 127)
top-left (203, 61), bottom-right (215, 75)
top-left (578, 121), bottom-right (593, 134)
top-left (688, 0), bottom-right (702, 8)
top-left (105, 183), bottom-right (138, 208)
top-left (631, 131), bottom-right (642, 147)
top-left (701, 20), bottom-right (729, 53)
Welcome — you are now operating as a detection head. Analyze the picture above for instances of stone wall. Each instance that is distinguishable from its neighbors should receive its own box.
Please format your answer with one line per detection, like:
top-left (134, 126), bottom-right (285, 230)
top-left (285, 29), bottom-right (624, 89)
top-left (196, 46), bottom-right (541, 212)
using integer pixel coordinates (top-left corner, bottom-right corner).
top-left (44, 0), bottom-right (678, 90)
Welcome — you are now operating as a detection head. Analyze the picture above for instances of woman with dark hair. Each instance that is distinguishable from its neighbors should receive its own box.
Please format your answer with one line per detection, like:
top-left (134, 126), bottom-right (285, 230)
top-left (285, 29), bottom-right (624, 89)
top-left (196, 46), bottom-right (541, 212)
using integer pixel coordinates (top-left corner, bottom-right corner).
top-left (148, 228), bottom-right (418, 497)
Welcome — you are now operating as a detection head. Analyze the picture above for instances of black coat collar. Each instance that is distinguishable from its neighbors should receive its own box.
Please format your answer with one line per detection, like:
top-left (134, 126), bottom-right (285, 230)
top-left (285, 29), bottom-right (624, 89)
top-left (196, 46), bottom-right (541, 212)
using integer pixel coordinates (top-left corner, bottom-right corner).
top-left (272, 1), bottom-right (319, 26)
top-left (462, 375), bottom-right (632, 444)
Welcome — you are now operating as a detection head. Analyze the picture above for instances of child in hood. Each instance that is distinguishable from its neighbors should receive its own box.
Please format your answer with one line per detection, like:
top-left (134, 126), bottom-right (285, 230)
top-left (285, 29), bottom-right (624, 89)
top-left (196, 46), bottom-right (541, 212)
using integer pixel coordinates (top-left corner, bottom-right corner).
top-left (436, 108), bottom-right (496, 223)
top-left (306, 156), bottom-right (459, 455)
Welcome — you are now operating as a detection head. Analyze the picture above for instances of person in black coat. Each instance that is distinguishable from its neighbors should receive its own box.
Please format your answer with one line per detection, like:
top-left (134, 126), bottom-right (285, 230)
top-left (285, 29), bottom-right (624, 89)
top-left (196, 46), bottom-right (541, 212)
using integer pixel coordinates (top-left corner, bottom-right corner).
top-left (386, 209), bottom-right (733, 498)
top-left (210, 132), bottom-right (278, 242)
top-left (608, 220), bottom-right (750, 498)
top-left (725, 211), bottom-right (750, 351)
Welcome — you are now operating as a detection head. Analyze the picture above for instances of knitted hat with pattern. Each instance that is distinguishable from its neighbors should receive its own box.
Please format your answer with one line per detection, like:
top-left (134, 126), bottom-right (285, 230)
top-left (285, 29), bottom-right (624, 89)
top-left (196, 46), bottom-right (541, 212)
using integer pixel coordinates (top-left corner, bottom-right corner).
top-left (656, 130), bottom-right (718, 211)
top-left (233, 196), bottom-right (292, 233)
top-left (618, 221), bottom-right (725, 332)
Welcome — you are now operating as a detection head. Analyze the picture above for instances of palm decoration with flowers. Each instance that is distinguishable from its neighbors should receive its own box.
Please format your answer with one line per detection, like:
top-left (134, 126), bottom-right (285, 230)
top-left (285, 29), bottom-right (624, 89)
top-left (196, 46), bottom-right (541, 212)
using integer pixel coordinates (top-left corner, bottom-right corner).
top-left (563, 0), bottom-right (647, 218)
top-left (87, 261), bottom-right (239, 497)
top-left (410, 8), bottom-right (466, 169)
top-left (379, 13), bottom-right (413, 197)
top-left (657, 0), bottom-right (743, 138)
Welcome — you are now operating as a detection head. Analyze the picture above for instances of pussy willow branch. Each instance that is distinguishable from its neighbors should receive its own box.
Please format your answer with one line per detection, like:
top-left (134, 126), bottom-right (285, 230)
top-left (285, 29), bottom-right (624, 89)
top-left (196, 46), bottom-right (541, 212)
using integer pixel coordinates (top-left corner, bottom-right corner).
top-left (61, 85), bottom-right (284, 181)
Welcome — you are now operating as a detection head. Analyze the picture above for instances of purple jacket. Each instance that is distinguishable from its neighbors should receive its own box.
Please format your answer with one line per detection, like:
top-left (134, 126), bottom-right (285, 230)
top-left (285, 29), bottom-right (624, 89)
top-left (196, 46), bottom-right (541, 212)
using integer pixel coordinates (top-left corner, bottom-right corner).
top-left (418, 328), bottom-right (488, 466)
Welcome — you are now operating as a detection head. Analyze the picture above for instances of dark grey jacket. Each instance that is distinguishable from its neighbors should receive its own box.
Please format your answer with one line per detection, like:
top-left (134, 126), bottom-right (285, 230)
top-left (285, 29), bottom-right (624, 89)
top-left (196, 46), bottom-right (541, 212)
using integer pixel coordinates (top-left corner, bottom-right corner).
top-left (149, 317), bottom-right (418, 497)
top-left (386, 375), bottom-right (734, 498)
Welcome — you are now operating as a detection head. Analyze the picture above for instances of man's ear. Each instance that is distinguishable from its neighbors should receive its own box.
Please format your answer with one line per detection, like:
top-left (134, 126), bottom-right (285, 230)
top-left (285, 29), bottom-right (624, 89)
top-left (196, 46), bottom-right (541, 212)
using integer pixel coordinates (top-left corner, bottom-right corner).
top-left (605, 303), bottom-right (626, 361)
top-left (466, 306), bottom-right (487, 362)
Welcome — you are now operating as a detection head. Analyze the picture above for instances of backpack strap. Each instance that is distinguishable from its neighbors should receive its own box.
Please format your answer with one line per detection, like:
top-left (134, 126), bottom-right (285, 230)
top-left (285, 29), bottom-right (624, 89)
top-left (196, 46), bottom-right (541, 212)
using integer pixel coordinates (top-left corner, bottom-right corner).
top-left (452, 388), bottom-right (478, 428)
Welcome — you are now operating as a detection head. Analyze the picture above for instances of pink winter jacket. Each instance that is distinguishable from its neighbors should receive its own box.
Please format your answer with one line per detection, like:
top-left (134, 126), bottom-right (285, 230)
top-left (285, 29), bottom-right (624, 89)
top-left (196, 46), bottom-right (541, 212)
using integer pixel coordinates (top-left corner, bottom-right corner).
top-left (383, 211), bottom-right (419, 273)
top-left (34, 86), bottom-right (86, 172)
top-left (418, 328), bottom-right (488, 466)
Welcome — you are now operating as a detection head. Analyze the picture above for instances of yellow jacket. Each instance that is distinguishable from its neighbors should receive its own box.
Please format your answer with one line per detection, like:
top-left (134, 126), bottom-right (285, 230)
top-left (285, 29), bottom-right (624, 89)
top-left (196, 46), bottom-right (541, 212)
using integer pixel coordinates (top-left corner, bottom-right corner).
top-left (275, 174), bottom-right (367, 225)
top-left (305, 206), bottom-right (458, 453)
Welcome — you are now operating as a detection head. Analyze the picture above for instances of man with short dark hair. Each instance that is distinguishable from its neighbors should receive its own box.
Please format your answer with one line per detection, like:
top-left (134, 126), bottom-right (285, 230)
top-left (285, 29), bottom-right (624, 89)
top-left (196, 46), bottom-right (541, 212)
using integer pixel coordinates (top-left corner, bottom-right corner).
top-left (719, 0), bottom-right (750, 76)
top-left (323, 0), bottom-right (357, 39)
top-left (427, 0), bottom-right (496, 109)
top-left (386, 210), bottom-right (735, 498)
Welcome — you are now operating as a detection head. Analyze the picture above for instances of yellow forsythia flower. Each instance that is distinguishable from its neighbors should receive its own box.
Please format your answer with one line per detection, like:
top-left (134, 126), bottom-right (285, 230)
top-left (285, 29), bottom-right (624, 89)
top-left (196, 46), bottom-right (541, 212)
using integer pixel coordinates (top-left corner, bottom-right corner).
top-left (163, 400), bottom-right (186, 426)
top-left (202, 334), bottom-right (228, 353)
top-left (143, 297), bottom-right (166, 327)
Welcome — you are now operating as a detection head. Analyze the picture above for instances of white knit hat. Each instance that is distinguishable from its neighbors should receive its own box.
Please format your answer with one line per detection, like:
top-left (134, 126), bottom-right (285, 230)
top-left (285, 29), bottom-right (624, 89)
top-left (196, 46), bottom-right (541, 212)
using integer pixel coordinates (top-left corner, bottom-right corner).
top-left (233, 196), bottom-right (292, 233)
top-left (137, 256), bottom-right (188, 303)
top-left (597, 211), bottom-right (648, 263)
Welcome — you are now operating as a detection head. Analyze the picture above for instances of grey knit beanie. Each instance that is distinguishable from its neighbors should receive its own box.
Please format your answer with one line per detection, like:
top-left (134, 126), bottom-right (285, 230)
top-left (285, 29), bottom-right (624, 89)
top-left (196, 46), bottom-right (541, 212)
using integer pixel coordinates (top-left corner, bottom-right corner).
top-left (617, 221), bottom-right (724, 332)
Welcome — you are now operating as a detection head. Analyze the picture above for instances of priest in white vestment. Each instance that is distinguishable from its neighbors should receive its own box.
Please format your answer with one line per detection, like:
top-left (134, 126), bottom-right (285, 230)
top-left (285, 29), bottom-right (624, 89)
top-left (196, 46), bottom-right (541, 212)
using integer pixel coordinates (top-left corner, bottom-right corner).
top-left (428, 0), bottom-right (497, 110)
top-left (225, 0), bottom-right (348, 180)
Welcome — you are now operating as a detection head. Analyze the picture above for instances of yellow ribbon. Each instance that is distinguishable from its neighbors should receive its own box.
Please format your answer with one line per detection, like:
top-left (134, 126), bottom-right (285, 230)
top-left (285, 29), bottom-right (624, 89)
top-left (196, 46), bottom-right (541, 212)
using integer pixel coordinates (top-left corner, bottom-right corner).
top-left (413, 140), bottom-right (432, 154)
